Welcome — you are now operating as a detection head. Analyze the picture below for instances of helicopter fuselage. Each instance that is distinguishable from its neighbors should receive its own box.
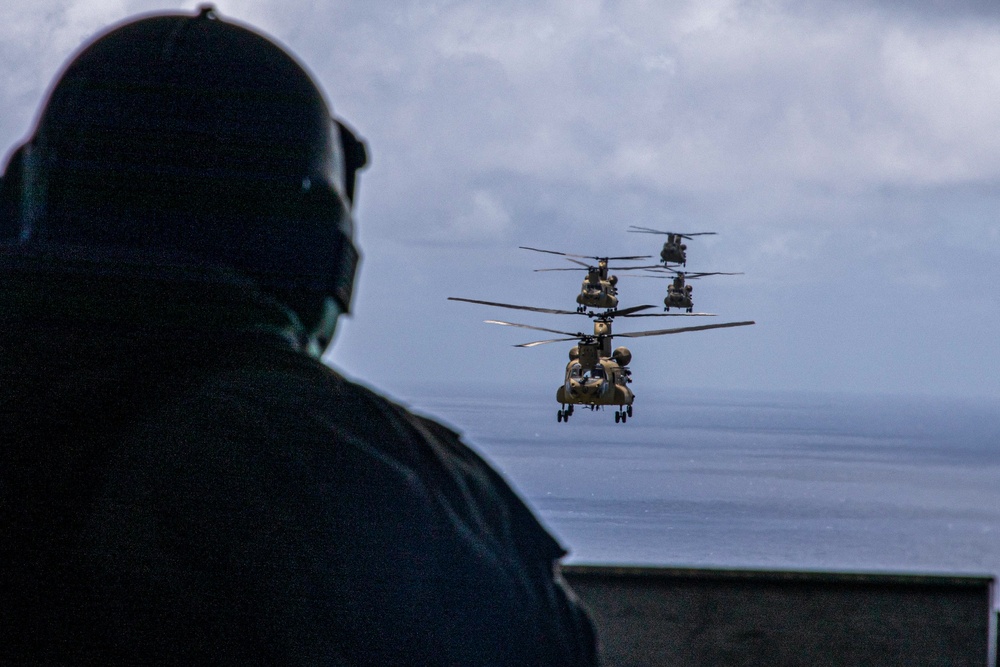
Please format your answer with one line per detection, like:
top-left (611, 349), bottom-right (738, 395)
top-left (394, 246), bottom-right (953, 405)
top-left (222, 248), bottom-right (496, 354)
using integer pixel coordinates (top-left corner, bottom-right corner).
top-left (556, 357), bottom-right (633, 407)
top-left (664, 279), bottom-right (694, 312)
top-left (575, 285), bottom-right (618, 310)
top-left (556, 338), bottom-right (635, 423)
top-left (575, 266), bottom-right (619, 311)
top-left (660, 242), bottom-right (687, 265)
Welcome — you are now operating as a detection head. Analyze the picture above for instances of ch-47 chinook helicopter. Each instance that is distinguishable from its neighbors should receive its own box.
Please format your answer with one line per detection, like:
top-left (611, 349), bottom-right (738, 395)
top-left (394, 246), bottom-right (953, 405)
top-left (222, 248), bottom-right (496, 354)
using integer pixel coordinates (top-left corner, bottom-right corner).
top-left (626, 227), bottom-right (716, 266)
top-left (448, 296), bottom-right (750, 423)
top-left (519, 246), bottom-right (652, 312)
top-left (485, 316), bottom-right (754, 424)
top-left (626, 269), bottom-right (745, 312)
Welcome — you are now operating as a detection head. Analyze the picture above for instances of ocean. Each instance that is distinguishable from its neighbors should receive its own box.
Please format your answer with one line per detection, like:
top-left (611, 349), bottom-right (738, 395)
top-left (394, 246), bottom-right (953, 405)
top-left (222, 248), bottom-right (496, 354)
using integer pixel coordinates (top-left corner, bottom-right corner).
top-left (393, 383), bottom-right (1000, 584)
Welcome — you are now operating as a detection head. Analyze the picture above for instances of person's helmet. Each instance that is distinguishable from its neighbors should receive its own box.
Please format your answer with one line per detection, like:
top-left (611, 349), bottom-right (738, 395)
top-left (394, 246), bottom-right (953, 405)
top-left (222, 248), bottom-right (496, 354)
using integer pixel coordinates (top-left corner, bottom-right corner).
top-left (0, 5), bottom-right (366, 342)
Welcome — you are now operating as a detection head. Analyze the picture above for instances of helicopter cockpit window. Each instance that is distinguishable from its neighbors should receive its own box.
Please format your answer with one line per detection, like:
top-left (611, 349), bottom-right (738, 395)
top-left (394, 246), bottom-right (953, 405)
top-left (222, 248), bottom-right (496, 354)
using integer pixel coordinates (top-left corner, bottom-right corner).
top-left (569, 363), bottom-right (583, 378)
top-left (582, 366), bottom-right (605, 380)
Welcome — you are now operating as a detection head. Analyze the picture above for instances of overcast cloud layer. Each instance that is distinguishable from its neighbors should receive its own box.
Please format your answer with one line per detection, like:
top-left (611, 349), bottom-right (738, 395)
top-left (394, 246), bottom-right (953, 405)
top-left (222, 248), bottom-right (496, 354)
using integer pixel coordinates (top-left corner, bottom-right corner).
top-left (3, 0), bottom-right (999, 401)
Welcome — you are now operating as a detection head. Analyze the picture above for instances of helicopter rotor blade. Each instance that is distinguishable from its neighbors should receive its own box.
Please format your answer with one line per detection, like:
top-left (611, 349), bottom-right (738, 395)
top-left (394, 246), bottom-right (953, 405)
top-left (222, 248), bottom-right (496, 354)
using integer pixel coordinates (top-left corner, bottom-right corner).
top-left (606, 264), bottom-right (658, 271)
top-left (451, 297), bottom-right (660, 319)
top-left (536, 260), bottom-right (661, 272)
top-left (615, 273), bottom-right (672, 279)
top-left (448, 297), bottom-right (580, 316)
top-left (504, 319), bottom-right (754, 347)
top-left (513, 319), bottom-right (751, 346)
top-left (613, 264), bottom-right (668, 271)
top-left (625, 312), bottom-right (717, 317)
top-left (519, 245), bottom-right (573, 257)
top-left (625, 226), bottom-right (717, 239)
top-left (683, 271), bottom-right (744, 279)
top-left (612, 320), bottom-right (755, 338)
top-left (516, 337), bottom-right (588, 348)
top-left (618, 268), bottom-right (743, 279)
top-left (484, 320), bottom-right (585, 338)
top-left (612, 304), bottom-right (657, 317)
top-left (520, 246), bottom-right (650, 262)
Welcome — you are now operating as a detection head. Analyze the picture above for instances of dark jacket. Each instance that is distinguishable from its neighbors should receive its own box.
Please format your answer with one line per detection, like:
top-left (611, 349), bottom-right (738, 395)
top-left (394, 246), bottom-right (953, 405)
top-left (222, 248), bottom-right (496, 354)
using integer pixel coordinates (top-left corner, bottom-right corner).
top-left (0, 249), bottom-right (596, 665)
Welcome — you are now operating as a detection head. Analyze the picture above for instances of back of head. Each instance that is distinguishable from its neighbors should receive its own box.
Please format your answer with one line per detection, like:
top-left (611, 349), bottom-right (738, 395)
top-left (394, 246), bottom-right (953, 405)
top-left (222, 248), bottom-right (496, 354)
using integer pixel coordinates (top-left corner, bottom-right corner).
top-left (1, 6), bottom-right (367, 345)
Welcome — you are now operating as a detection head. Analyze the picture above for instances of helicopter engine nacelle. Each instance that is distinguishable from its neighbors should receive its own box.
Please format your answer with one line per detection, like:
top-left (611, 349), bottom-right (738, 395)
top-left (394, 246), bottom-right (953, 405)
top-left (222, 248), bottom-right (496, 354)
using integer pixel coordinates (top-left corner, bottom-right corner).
top-left (612, 346), bottom-right (632, 366)
top-left (569, 346), bottom-right (580, 361)
top-left (609, 275), bottom-right (618, 286)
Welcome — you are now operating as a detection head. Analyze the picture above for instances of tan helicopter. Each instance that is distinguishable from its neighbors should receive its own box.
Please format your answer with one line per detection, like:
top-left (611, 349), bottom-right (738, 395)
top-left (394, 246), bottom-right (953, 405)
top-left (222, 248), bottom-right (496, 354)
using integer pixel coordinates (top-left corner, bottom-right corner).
top-left (448, 297), bottom-right (738, 423)
top-left (520, 246), bottom-right (651, 313)
top-left (661, 270), bottom-right (743, 312)
top-left (485, 317), bottom-right (755, 423)
top-left (626, 227), bottom-right (716, 266)
top-left (623, 269), bottom-right (744, 312)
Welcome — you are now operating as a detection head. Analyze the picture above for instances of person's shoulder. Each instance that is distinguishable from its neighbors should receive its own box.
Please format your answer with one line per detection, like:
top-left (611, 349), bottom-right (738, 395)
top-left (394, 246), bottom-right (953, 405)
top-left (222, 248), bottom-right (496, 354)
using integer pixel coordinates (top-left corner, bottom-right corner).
top-left (241, 357), bottom-right (566, 555)
top-left (174, 345), bottom-right (467, 464)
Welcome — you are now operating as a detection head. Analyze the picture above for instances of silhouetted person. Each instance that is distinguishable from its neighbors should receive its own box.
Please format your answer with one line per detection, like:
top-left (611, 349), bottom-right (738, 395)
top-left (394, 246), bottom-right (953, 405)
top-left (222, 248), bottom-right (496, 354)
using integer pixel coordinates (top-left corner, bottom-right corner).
top-left (0, 7), bottom-right (596, 664)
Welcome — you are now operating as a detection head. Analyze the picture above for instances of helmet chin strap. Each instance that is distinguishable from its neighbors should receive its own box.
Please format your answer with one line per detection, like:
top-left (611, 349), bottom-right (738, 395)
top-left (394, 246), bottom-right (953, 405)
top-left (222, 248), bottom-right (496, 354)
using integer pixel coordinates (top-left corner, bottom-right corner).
top-left (305, 296), bottom-right (344, 358)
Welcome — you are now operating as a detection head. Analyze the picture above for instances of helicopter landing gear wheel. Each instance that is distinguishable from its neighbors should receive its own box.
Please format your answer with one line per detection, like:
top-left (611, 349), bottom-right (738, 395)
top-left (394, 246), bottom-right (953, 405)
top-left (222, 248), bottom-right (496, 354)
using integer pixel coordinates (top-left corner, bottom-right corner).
top-left (557, 410), bottom-right (564, 422)
top-left (614, 411), bottom-right (620, 423)
top-left (627, 405), bottom-right (633, 417)
top-left (621, 412), bottom-right (627, 423)
top-left (567, 405), bottom-right (574, 415)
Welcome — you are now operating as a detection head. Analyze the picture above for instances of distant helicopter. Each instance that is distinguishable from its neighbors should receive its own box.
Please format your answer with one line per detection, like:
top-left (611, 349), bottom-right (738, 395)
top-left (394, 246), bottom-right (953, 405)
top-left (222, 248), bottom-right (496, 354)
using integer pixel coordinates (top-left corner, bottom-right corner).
top-left (626, 227), bottom-right (716, 266)
top-left (485, 317), bottom-right (755, 423)
top-left (623, 269), bottom-right (744, 312)
top-left (520, 246), bottom-right (651, 312)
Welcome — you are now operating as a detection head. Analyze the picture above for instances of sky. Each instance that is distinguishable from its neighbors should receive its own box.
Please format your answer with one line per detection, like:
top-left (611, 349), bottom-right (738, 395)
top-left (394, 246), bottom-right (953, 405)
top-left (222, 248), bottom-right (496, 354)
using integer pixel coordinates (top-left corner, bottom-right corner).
top-left (3, 0), bottom-right (999, 402)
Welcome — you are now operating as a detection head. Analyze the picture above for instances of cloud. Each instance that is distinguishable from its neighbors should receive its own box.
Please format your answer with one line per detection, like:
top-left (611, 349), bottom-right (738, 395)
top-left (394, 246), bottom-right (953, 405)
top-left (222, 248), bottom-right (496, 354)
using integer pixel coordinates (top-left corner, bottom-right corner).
top-left (4, 0), bottom-right (1000, 397)
top-left (299, 0), bottom-right (1000, 244)
top-left (430, 188), bottom-right (513, 244)
top-left (797, 0), bottom-right (1000, 21)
